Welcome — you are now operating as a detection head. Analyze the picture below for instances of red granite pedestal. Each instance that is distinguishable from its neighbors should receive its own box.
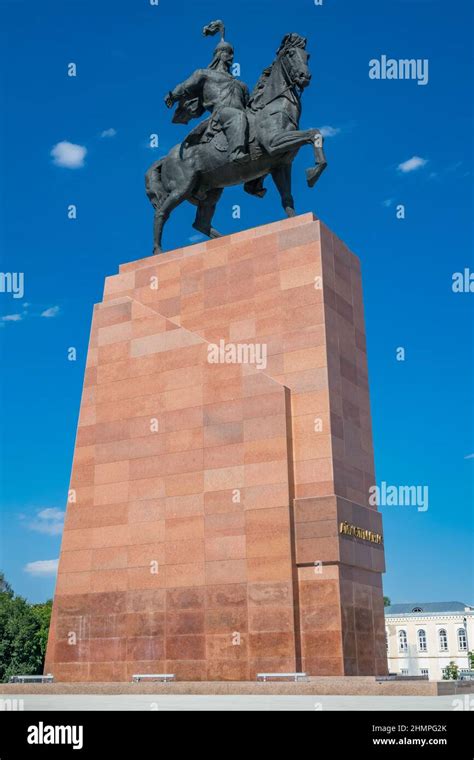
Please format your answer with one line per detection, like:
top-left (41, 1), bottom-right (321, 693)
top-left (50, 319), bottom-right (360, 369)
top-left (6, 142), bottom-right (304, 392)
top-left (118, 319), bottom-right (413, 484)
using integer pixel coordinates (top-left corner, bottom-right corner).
top-left (45, 213), bottom-right (388, 681)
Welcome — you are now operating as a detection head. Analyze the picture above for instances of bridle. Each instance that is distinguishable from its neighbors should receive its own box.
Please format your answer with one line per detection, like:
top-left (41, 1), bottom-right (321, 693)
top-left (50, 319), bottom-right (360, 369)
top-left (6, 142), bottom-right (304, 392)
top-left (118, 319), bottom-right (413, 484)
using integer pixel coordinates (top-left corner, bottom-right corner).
top-left (256, 47), bottom-right (305, 109)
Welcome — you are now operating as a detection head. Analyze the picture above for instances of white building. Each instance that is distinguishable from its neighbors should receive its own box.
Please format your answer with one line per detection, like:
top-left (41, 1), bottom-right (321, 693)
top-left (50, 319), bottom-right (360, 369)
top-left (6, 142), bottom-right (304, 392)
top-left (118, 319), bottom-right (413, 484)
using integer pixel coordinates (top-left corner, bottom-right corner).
top-left (385, 601), bottom-right (474, 681)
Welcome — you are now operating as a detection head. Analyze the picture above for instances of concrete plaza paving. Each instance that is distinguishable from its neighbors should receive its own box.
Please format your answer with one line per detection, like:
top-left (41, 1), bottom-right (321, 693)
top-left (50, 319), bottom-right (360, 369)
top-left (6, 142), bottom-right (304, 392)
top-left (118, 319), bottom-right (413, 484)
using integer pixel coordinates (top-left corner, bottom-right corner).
top-left (1, 694), bottom-right (465, 711)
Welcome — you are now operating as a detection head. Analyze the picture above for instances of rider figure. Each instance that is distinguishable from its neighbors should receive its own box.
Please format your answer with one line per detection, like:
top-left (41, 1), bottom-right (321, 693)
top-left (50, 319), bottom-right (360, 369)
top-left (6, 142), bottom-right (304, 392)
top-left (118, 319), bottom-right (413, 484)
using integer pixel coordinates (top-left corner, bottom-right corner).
top-left (164, 26), bottom-right (250, 165)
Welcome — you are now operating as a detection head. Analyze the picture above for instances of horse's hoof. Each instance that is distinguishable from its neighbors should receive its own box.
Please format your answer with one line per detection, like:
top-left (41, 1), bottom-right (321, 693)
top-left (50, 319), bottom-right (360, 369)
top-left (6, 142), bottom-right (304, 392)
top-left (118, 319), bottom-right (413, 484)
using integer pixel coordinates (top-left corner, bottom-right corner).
top-left (306, 163), bottom-right (327, 188)
top-left (153, 247), bottom-right (163, 256)
top-left (192, 222), bottom-right (208, 237)
top-left (285, 207), bottom-right (296, 218)
top-left (192, 222), bottom-right (222, 240)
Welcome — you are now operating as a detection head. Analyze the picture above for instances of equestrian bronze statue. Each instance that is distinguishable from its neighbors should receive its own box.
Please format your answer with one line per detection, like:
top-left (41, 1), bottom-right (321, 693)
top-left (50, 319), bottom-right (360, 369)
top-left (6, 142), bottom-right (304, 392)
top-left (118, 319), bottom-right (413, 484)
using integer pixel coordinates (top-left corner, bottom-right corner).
top-left (145, 20), bottom-right (327, 253)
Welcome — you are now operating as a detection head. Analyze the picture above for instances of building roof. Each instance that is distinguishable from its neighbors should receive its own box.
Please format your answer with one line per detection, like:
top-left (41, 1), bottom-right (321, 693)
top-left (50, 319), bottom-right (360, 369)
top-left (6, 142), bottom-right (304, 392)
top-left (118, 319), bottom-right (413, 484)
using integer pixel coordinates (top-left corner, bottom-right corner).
top-left (385, 601), bottom-right (472, 615)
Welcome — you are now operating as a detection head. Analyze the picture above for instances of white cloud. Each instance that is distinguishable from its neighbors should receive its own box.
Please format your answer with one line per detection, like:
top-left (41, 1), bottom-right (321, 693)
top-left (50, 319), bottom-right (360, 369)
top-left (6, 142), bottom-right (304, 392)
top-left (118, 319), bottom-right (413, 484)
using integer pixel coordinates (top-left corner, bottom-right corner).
top-left (51, 141), bottom-right (87, 169)
top-left (38, 508), bottom-right (64, 520)
top-left (26, 508), bottom-right (65, 536)
top-left (319, 126), bottom-right (341, 138)
top-left (464, 454), bottom-right (474, 460)
top-left (2, 305), bottom-right (60, 321)
top-left (101, 128), bottom-right (117, 138)
top-left (24, 559), bottom-right (59, 577)
top-left (397, 156), bottom-right (428, 173)
top-left (38, 507), bottom-right (64, 520)
top-left (41, 305), bottom-right (60, 318)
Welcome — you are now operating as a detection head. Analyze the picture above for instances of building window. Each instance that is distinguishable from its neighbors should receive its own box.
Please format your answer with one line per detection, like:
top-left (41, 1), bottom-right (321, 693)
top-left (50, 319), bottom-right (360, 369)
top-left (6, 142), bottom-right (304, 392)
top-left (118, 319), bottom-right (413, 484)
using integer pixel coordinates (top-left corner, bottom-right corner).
top-left (398, 629), bottom-right (408, 653)
top-left (457, 628), bottom-right (467, 651)
top-left (417, 629), bottom-right (427, 652)
top-left (439, 629), bottom-right (448, 652)
top-left (420, 668), bottom-right (429, 677)
top-left (412, 607), bottom-right (423, 612)
top-left (400, 668), bottom-right (409, 675)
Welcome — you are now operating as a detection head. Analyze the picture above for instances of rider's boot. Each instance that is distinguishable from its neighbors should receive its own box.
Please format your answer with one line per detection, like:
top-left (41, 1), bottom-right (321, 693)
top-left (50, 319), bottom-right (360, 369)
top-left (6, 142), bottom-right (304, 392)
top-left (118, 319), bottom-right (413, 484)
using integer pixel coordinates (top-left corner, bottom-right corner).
top-left (231, 146), bottom-right (250, 165)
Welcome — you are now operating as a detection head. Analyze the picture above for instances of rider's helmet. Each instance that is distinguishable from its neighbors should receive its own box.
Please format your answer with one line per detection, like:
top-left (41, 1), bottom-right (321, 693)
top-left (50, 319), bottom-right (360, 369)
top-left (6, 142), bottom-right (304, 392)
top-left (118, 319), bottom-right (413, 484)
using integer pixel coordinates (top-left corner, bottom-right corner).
top-left (202, 20), bottom-right (234, 71)
top-left (208, 40), bottom-right (234, 70)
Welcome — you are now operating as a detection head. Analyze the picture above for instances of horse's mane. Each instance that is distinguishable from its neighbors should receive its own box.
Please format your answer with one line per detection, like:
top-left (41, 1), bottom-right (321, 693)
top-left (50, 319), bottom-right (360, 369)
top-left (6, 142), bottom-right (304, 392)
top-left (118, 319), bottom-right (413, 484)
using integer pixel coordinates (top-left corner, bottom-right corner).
top-left (248, 65), bottom-right (274, 109)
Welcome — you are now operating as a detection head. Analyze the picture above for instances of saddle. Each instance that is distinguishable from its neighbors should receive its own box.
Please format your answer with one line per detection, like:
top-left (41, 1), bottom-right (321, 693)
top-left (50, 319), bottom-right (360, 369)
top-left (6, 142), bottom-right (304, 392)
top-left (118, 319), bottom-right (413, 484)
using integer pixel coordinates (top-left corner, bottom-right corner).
top-left (183, 115), bottom-right (266, 200)
top-left (182, 112), bottom-right (262, 160)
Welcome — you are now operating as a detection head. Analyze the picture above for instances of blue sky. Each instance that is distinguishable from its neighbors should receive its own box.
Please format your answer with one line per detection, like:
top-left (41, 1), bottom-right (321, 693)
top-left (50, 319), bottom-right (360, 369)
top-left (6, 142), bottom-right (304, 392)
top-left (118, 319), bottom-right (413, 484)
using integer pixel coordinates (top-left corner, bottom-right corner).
top-left (0, 0), bottom-right (472, 605)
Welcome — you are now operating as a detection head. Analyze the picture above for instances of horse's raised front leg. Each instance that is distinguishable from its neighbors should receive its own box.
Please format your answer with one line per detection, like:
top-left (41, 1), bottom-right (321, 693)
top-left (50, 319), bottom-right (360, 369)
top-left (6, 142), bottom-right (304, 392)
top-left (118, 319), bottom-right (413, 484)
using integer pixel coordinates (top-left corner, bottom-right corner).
top-left (271, 165), bottom-right (296, 217)
top-left (306, 129), bottom-right (328, 188)
top-left (262, 126), bottom-right (317, 157)
top-left (259, 117), bottom-right (327, 189)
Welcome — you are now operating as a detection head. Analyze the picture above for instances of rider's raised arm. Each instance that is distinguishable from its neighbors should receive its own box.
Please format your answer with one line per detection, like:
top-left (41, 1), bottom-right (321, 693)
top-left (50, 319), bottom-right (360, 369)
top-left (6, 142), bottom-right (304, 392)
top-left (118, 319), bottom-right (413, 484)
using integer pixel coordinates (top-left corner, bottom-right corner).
top-left (169, 69), bottom-right (206, 103)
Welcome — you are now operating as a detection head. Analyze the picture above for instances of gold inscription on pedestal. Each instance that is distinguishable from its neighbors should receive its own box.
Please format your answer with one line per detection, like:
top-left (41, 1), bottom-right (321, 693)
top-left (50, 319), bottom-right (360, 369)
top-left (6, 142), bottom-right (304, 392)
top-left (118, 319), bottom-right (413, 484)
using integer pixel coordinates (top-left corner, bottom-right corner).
top-left (339, 521), bottom-right (383, 545)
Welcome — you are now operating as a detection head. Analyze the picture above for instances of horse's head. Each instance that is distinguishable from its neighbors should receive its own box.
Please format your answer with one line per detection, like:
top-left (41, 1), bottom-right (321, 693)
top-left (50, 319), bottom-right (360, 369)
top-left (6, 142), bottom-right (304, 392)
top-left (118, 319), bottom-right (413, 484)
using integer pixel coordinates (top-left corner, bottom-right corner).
top-left (278, 33), bottom-right (311, 90)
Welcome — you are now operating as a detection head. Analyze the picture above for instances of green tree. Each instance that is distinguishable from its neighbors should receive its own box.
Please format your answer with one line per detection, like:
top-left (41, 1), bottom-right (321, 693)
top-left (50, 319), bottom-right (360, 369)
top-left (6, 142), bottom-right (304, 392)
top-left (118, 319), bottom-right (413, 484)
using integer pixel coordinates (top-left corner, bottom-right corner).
top-left (442, 661), bottom-right (460, 680)
top-left (383, 596), bottom-right (391, 607)
top-left (31, 600), bottom-right (53, 663)
top-left (0, 571), bottom-right (13, 596)
top-left (0, 573), bottom-right (52, 682)
top-left (468, 651), bottom-right (474, 670)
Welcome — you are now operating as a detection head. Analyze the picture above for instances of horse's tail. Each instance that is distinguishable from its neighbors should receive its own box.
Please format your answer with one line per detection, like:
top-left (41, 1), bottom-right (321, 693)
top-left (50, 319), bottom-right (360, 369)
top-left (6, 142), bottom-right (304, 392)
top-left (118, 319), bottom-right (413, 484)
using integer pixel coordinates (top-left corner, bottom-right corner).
top-left (145, 159), bottom-right (167, 210)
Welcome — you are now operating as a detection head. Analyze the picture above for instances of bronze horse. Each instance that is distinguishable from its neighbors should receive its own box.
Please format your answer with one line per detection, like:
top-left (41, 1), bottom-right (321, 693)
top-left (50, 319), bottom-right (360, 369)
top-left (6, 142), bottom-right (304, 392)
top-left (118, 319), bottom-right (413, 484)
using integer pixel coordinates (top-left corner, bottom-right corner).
top-left (145, 34), bottom-right (327, 253)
